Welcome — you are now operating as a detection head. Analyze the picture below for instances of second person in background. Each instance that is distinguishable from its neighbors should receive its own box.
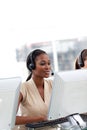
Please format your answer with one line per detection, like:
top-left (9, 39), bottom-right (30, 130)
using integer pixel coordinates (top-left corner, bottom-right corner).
top-left (74, 49), bottom-right (87, 69)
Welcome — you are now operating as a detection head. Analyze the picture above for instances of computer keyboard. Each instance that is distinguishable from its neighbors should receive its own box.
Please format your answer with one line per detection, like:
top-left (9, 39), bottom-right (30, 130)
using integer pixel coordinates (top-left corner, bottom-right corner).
top-left (25, 114), bottom-right (87, 128)
top-left (25, 117), bottom-right (68, 128)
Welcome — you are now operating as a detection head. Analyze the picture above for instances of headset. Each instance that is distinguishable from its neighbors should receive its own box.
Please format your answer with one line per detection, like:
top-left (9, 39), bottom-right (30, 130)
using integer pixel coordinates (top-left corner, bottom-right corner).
top-left (28, 51), bottom-right (35, 71)
top-left (78, 49), bottom-right (87, 67)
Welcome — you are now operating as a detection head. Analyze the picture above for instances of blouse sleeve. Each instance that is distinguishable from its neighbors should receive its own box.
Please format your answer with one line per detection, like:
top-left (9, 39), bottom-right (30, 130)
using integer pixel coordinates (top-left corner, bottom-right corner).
top-left (20, 82), bottom-right (27, 103)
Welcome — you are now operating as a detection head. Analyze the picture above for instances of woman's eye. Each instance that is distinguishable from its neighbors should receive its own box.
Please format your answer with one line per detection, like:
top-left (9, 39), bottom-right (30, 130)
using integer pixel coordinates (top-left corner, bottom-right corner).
top-left (40, 62), bottom-right (45, 65)
top-left (40, 62), bottom-right (51, 66)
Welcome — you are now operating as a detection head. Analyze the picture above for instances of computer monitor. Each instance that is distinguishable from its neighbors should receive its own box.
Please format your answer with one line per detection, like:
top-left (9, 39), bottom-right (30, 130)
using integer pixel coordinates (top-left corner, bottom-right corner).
top-left (0, 77), bottom-right (21, 130)
top-left (48, 69), bottom-right (87, 120)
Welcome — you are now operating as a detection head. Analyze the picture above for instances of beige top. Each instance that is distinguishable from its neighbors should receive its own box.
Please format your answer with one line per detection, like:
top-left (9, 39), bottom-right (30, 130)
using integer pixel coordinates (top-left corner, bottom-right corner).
top-left (12, 78), bottom-right (58, 130)
top-left (20, 78), bottom-right (52, 118)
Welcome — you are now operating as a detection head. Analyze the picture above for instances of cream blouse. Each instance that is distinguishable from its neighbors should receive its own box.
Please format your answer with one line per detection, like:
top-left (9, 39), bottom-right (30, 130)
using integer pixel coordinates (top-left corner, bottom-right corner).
top-left (12, 78), bottom-right (58, 130)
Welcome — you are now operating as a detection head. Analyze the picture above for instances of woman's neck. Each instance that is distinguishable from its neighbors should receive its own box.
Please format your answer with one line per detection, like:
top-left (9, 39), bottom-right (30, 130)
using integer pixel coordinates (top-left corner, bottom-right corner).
top-left (32, 76), bottom-right (44, 88)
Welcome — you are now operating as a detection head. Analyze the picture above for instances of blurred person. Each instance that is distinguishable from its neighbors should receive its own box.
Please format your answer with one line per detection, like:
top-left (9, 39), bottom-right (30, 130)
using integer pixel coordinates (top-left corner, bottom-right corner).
top-left (13, 49), bottom-right (58, 130)
top-left (74, 49), bottom-right (87, 69)
top-left (74, 57), bottom-right (81, 69)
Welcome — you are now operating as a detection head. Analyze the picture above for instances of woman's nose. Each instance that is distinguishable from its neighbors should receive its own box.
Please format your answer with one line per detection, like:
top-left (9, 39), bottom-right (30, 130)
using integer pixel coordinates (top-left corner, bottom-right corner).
top-left (45, 64), bottom-right (51, 69)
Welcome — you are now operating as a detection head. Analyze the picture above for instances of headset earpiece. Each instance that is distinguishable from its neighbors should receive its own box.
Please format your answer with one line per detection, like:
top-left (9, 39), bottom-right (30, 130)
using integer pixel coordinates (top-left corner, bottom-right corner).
top-left (29, 63), bottom-right (35, 70)
top-left (28, 51), bottom-right (35, 71)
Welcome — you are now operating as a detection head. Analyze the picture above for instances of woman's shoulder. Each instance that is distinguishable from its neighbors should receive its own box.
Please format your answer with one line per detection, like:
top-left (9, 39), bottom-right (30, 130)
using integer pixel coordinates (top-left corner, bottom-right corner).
top-left (21, 79), bottom-right (32, 88)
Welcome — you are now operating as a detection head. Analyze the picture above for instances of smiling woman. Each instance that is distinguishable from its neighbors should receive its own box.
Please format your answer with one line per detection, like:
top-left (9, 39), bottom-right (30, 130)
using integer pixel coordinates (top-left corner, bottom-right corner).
top-left (12, 49), bottom-right (58, 130)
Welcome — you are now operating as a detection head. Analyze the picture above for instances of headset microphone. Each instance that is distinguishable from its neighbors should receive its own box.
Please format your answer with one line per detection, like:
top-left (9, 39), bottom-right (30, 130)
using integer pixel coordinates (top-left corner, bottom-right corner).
top-left (51, 69), bottom-right (54, 75)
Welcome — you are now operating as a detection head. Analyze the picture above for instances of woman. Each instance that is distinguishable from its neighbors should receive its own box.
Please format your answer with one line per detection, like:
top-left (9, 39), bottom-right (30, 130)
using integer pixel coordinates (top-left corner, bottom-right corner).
top-left (13, 49), bottom-right (58, 130)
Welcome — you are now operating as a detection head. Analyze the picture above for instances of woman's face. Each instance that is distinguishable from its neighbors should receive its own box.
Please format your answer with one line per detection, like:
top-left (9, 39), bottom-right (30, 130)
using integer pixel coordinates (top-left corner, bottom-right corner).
top-left (33, 53), bottom-right (51, 78)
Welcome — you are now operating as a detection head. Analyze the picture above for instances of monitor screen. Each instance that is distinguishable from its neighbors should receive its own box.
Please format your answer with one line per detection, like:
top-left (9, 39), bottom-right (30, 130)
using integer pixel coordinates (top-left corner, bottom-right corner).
top-left (48, 69), bottom-right (87, 120)
top-left (0, 77), bottom-right (21, 130)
